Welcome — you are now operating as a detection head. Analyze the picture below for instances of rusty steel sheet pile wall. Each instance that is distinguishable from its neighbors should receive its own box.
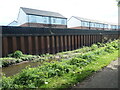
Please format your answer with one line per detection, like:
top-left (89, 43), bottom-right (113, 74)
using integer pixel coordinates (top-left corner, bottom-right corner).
top-left (2, 26), bottom-right (119, 57)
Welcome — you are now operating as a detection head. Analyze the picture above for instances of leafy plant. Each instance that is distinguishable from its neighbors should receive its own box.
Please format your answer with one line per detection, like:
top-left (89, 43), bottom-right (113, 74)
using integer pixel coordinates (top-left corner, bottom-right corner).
top-left (1, 39), bottom-right (119, 88)
top-left (8, 50), bottom-right (23, 58)
top-left (91, 44), bottom-right (98, 50)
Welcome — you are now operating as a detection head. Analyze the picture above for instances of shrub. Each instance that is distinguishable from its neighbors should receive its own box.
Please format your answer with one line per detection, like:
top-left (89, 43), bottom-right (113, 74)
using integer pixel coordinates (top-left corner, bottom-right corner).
top-left (91, 44), bottom-right (98, 50)
top-left (8, 50), bottom-right (23, 58)
top-left (68, 58), bottom-right (87, 67)
top-left (1, 58), bottom-right (22, 67)
top-left (13, 51), bottom-right (23, 58)
top-left (104, 45), bottom-right (115, 53)
top-left (2, 76), bottom-right (13, 88)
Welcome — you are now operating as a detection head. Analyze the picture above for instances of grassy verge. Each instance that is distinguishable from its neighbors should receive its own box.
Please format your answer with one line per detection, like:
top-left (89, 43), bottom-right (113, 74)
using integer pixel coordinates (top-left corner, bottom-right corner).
top-left (39, 50), bottom-right (118, 88)
top-left (2, 39), bottom-right (119, 89)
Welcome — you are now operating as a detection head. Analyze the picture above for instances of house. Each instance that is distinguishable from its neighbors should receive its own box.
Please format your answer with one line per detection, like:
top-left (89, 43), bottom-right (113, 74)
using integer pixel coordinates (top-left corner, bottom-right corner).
top-left (8, 20), bottom-right (18, 26)
top-left (67, 16), bottom-right (118, 30)
top-left (8, 7), bottom-right (67, 28)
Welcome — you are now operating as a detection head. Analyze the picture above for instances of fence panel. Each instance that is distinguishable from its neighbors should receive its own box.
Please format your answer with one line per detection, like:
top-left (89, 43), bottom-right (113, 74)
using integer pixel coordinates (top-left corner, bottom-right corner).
top-left (2, 26), bottom-right (119, 57)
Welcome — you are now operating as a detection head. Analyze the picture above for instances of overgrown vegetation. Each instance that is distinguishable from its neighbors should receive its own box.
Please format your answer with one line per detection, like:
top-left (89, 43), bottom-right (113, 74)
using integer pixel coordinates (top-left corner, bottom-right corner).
top-left (1, 39), bottom-right (118, 67)
top-left (1, 39), bottom-right (119, 89)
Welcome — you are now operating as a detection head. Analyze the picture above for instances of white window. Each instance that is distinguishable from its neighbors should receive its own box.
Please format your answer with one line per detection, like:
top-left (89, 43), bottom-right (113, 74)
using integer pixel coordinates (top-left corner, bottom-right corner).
top-left (53, 19), bottom-right (56, 23)
top-left (104, 24), bottom-right (108, 28)
top-left (29, 15), bottom-right (36, 23)
top-left (99, 24), bottom-right (103, 28)
top-left (90, 22), bottom-right (95, 27)
top-left (61, 19), bottom-right (65, 25)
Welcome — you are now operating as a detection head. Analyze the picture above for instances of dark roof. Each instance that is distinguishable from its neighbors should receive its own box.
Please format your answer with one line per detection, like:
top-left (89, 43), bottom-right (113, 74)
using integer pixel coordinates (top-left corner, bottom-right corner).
top-left (72, 16), bottom-right (108, 24)
top-left (72, 16), bottom-right (118, 25)
top-left (21, 7), bottom-right (66, 19)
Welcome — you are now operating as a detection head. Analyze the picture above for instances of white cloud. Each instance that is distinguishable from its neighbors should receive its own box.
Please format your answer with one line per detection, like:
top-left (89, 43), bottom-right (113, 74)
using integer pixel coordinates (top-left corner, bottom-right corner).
top-left (0, 0), bottom-right (118, 25)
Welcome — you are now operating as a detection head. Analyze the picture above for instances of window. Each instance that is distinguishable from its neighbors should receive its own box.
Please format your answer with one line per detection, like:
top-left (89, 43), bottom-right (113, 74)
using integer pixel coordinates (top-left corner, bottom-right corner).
top-left (29, 15), bottom-right (36, 23)
top-left (82, 21), bottom-right (89, 27)
top-left (51, 17), bottom-right (66, 25)
top-left (104, 24), bottom-right (108, 28)
top-left (118, 26), bottom-right (120, 29)
top-left (96, 23), bottom-right (100, 28)
top-left (99, 24), bottom-right (103, 28)
top-left (43, 17), bottom-right (47, 23)
top-left (29, 15), bottom-right (49, 24)
top-left (111, 25), bottom-right (116, 29)
top-left (51, 17), bottom-right (57, 24)
top-left (86, 22), bottom-right (89, 27)
top-left (36, 16), bottom-right (42, 23)
top-left (61, 19), bottom-right (65, 25)
top-left (90, 22), bottom-right (95, 27)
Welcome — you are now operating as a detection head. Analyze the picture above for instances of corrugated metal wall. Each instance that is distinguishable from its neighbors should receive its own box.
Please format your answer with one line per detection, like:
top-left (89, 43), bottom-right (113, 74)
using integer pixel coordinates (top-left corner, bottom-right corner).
top-left (2, 26), bottom-right (119, 57)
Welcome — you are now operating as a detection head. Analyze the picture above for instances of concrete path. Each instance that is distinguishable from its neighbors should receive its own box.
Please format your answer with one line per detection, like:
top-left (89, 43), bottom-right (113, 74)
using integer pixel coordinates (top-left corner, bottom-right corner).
top-left (72, 58), bottom-right (119, 88)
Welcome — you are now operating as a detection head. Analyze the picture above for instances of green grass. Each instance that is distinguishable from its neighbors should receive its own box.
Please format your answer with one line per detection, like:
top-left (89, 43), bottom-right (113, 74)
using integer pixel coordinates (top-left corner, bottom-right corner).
top-left (2, 39), bottom-right (119, 89)
top-left (39, 50), bottom-right (118, 88)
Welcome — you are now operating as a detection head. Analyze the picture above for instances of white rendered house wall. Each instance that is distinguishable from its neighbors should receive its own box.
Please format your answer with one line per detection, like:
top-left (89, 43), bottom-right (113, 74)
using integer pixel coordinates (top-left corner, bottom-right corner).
top-left (67, 17), bottom-right (81, 28)
top-left (17, 8), bottom-right (28, 26)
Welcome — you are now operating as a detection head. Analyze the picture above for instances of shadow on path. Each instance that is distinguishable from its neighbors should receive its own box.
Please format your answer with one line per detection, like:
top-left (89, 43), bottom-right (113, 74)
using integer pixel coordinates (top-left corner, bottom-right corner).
top-left (72, 59), bottom-right (119, 88)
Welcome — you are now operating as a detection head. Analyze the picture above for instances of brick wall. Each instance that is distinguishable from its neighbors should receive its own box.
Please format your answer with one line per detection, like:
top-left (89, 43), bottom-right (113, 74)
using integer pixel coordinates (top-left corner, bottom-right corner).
top-left (20, 23), bottom-right (67, 28)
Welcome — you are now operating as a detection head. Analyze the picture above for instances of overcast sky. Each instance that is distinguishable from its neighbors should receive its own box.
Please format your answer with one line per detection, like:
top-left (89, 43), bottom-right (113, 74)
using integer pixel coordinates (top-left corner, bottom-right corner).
top-left (0, 0), bottom-right (118, 25)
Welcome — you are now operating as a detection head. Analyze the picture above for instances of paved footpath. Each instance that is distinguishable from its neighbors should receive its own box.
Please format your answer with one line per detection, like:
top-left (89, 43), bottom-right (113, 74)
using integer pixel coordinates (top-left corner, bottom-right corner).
top-left (72, 58), bottom-right (119, 88)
